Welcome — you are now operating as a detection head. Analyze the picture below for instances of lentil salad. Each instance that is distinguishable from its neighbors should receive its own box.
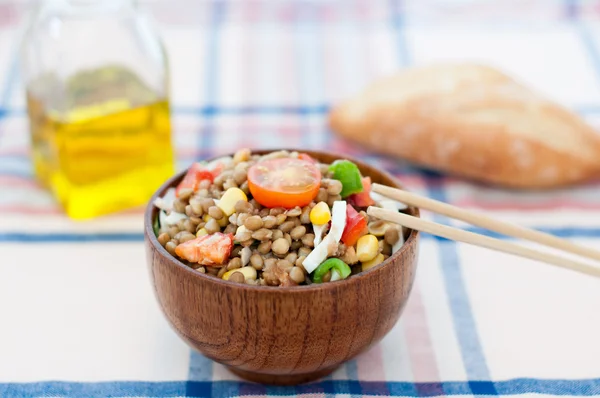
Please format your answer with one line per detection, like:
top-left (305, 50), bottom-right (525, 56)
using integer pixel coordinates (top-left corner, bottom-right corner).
top-left (152, 149), bottom-right (406, 287)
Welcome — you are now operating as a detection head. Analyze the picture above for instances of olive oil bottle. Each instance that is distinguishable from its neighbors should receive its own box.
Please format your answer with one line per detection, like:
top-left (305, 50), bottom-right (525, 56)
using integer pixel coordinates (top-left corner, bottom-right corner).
top-left (21, 1), bottom-right (174, 219)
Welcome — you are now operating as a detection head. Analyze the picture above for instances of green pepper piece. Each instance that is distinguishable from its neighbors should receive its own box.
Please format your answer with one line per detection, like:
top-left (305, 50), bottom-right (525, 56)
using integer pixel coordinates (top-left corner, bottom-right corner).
top-left (153, 215), bottom-right (160, 236)
top-left (312, 258), bottom-right (352, 283)
top-left (328, 159), bottom-right (364, 198)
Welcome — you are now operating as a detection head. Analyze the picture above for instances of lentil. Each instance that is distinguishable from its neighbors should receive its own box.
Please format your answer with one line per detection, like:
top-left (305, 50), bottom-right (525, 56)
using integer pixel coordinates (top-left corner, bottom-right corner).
top-left (223, 178), bottom-right (237, 190)
top-left (272, 229), bottom-right (284, 241)
top-left (285, 252), bottom-right (298, 265)
top-left (244, 215), bottom-right (263, 231)
top-left (237, 213), bottom-right (250, 226)
top-left (257, 240), bottom-right (272, 254)
top-left (200, 198), bottom-right (215, 213)
top-left (240, 180), bottom-right (250, 195)
top-left (208, 206), bottom-right (224, 220)
top-left (327, 194), bottom-right (342, 208)
top-left (224, 224), bottom-right (237, 235)
top-left (233, 168), bottom-right (247, 185)
top-left (227, 257), bottom-right (243, 270)
top-left (272, 238), bottom-right (290, 255)
top-left (275, 214), bottom-right (287, 226)
top-left (167, 226), bottom-right (179, 238)
top-left (189, 198), bottom-right (204, 215)
top-left (173, 198), bottom-right (187, 214)
top-left (290, 225), bottom-right (306, 240)
top-left (189, 216), bottom-right (202, 225)
top-left (289, 267), bottom-right (305, 284)
top-left (290, 240), bottom-right (303, 250)
top-left (204, 218), bottom-right (220, 234)
top-left (157, 232), bottom-right (170, 246)
top-left (250, 253), bottom-right (264, 270)
top-left (252, 228), bottom-right (273, 241)
top-left (279, 220), bottom-right (295, 233)
top-left (277, 259), bottom-right (294, 271)
top-left (270, 207), bottom-right (285, 216)
top-left (217, 267), bottom-right (228, 278)
top-left (165, 241), bottom-right (177, 255)
top-left (301, 233), bottom-right (315, 247)
top-left (298, 247), bottom-right (312, 258)
top-left (300, 206), bottom-right (311, 224)
top-left (316, 188), bottom-right (328, 203)
top-left (229, 272), bottom-right (245, 284)
top-left (235, 200), bottom-right (253, 214)
top-left (183, 219), bottom-right (196, 233)
top-left (286, 206), bottom-right (302, 217)
top-left (326, 179), bottom-right (343, 195)
top-left (262, 215), bottom-right (277, 228)
top-left (384, 228), bottom-right (400, 245)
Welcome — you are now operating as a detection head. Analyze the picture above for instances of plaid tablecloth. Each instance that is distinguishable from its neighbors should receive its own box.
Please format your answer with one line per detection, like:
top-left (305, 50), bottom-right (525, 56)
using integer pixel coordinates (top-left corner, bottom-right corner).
top-left (2, 0), bottom-right (600, 397)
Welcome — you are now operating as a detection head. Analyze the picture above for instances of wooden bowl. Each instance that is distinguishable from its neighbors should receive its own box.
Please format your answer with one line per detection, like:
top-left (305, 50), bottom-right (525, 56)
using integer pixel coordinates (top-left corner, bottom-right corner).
top-left (144, 149), bottom-right (420, 385)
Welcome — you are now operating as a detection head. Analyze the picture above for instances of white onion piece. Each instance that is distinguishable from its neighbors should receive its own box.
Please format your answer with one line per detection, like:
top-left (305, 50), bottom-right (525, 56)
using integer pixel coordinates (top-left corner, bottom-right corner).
top-left (313, 223), bottom-right (328, 246)
top-left (380, 201), bottom-right (405, 253)
top-left (371, 191), bottom-right (408, 211)
top-left (330, 269), bottom-right (342, 282)
top-left (241, 247), bottom-right (252, 266)
top-left (160, 210), bottom-right (187, 227)
top-left (154, 187), bottom-right (176, 212)
top-left (302, 201), bottom-right (346, 274)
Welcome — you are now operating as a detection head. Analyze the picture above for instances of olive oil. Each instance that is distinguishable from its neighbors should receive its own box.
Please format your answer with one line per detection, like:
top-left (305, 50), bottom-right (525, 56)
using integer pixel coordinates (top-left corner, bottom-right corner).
top-left (26, 66), bottom-right (175, 219)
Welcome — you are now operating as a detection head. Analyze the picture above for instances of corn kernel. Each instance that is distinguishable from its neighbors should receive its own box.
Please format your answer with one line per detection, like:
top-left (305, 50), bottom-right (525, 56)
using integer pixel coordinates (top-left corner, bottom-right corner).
top-left (218, 187), bottom-right (247, 216)
top-left (222, 266), bottom-right (257, 281)
top-left (361, 253), bottom-right (384, 272)
top-left (217, 216), bottom-right (229, 227)
top-left (310, 201), bottom-right (331, 225)
top-left (196, 228), bottom-right (208, 237)
top-left (356, 234), bottom-right (379, 262)
top-left (203, 214), bottom-right (211, 223)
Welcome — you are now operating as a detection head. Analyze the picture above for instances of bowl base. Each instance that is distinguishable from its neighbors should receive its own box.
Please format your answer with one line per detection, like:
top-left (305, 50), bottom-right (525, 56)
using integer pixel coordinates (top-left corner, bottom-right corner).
top-left (228, 366), bottom-right (337, 386)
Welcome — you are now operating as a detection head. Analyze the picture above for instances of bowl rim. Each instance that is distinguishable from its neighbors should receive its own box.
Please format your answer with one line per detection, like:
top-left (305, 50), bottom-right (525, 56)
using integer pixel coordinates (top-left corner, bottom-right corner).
top-left (144, 148), bottom-right (420, 293)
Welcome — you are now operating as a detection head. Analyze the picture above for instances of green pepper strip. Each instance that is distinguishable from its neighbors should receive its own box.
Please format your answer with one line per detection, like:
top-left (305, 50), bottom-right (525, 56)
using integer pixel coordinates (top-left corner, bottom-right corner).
top-left (329, 159), bottom-right (364, 198)
top-left (312, 258), bottom-right (352, 283)
top-left (153, 215), bottom-right (160, 236)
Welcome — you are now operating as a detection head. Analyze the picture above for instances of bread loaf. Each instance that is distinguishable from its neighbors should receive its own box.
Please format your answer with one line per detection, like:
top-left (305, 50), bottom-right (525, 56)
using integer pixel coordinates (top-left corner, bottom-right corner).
top-left (328, 63), bottom-right (600, 189)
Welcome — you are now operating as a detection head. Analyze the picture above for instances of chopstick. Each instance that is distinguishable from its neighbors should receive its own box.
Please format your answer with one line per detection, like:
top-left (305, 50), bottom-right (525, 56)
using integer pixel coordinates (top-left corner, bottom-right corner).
top-left (371, 183), bottom-right (600, 263)
top-left (367, 207), bottom-right (600, 278)
top-left (366, 183), bottom-right (600, 279)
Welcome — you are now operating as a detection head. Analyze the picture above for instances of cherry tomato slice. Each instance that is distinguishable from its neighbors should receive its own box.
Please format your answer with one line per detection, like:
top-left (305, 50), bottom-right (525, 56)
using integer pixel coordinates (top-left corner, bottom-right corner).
top-left (347, 177), bottom-right (375, 208)
top-left (341, 204), bottom-right (368, 246)
top-left (176, 162), bottom-right (222, 197)
top-left (247, 158), bottom-right (321, 208)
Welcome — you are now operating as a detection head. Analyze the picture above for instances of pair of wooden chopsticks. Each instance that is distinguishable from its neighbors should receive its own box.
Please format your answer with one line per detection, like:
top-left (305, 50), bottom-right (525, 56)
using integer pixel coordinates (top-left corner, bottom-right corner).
top-left (366, 183), bottom-right (600, 279)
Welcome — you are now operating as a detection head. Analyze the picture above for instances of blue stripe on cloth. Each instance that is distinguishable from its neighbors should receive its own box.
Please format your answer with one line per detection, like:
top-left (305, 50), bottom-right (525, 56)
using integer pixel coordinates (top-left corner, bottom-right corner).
top-left (564, 0), bottom-right (579, 19)
top-left (2, 227), bottom-right (600, 243)
top-left (0, 42), bottom-right (18, 106)
top-left (3, 103), bottom-right (600, 118)
top-left (430, 188), bottom-right (496, 392)
top-left (2, 378), bottom-right (600, 397)
top-left (187, 351), bottom-right (213, 383)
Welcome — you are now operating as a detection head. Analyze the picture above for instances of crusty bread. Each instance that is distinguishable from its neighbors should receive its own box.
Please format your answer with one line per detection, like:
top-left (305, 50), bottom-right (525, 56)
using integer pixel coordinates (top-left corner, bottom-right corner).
top-left (328, 63), bottom-right (600, 189)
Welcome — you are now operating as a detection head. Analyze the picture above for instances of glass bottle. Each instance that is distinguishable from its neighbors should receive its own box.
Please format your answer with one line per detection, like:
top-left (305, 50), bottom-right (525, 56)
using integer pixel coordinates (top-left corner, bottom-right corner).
top-left (20, 0), bottom-right (175, 219)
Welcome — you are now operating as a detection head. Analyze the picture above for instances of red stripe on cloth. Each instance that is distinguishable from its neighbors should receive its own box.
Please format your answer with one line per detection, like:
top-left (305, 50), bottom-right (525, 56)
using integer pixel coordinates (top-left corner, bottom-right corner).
top-left (403, 284), bottom-right (444, 390)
